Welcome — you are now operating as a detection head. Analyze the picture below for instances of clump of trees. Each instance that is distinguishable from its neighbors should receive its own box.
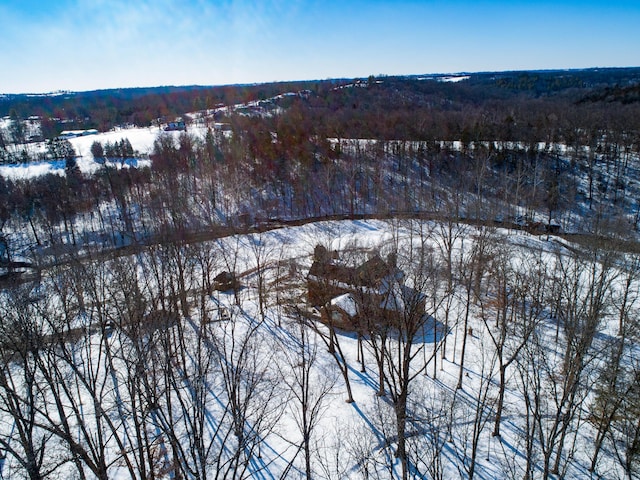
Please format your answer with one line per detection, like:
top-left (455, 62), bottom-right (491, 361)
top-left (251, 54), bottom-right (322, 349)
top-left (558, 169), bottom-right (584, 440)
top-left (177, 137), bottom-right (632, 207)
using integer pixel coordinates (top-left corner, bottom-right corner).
top-left (46, 138), bottom-right (76, 160)
top-left (90, 138), bottom-right (134, 161)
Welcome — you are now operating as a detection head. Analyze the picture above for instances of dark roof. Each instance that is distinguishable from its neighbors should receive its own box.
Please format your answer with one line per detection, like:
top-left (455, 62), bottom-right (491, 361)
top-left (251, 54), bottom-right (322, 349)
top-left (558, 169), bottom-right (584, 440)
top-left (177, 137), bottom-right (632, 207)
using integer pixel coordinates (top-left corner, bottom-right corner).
top-left (309, 254), bottom-right (397, 290)
top-left (356, 255), bottom-right (392, 287)
top-left (214, 271), bottom-right (235, 282)
top-left (308, 260), bottom-right (356, 284)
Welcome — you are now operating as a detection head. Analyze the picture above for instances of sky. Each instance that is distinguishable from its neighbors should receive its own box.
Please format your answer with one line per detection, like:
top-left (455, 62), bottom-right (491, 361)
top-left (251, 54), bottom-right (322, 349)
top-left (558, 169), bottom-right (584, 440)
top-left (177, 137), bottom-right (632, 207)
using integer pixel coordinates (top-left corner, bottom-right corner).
top-left (1, 0), bottom-right (639, 94)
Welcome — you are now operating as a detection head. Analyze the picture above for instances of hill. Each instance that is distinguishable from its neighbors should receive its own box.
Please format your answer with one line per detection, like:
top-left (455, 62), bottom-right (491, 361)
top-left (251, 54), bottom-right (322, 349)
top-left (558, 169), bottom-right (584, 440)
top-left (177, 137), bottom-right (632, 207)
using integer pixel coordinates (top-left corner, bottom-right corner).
top-left (1, 67), bottom-right (640, 479)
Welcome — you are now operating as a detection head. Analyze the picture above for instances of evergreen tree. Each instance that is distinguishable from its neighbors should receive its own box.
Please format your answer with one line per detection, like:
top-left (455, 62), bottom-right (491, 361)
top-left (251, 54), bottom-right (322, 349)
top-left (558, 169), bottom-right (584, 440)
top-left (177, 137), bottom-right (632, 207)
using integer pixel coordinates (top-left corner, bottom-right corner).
top-left (8, 109), bottom-right (24, 144)
top-left (47, 138), bottom-right (76, 160)
top-left (0, 129), bottom-right (8, 164)
top-left (121, 138), bottom-right (134, 157)
top-left (65, 156), bottom-right (80, 177)
top-left (90, 140), bottom-right (104, 160)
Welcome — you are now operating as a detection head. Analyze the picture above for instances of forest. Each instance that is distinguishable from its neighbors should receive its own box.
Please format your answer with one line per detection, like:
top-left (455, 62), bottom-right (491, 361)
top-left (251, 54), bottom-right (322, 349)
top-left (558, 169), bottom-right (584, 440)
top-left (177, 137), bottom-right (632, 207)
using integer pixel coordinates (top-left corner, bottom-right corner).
top-left (1, 68), bottom-right (640, 479)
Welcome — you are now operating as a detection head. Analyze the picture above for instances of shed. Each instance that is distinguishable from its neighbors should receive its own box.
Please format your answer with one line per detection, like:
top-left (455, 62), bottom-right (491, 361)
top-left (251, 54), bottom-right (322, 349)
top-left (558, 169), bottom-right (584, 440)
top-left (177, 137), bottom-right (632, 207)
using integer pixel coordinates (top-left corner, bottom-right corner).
top-left (213, 271), bottom-right (240, 292)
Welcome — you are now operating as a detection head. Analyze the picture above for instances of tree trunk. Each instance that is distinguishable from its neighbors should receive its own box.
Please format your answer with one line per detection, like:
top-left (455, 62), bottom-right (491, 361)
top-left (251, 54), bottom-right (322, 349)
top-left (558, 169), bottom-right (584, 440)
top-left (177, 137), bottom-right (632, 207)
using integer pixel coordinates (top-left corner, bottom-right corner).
top-left (457, 279), bottom-right (473, 390)
top-left (492, 363), bottom-right (506, 437)
top-left (395, 392), bottom-right (409, 480)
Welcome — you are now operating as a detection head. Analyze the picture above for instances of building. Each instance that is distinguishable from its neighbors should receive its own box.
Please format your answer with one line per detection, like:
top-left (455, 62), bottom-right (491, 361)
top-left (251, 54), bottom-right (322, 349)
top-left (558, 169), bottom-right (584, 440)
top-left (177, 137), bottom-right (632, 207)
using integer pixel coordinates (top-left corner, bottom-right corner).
top-left (213, 271), bottom-right (240, 292)
top-left (307, 245), bottom-right (426, 332)
top-left (59, 129), bottom-right (98, 138)
top-left (164, 121), bottom-right (186, 131)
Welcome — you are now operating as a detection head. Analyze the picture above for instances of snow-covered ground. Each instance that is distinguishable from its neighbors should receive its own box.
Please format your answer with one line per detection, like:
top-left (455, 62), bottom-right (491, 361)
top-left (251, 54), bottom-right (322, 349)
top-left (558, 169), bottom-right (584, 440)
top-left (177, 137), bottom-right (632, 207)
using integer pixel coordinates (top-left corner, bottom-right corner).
top-left (0, 125), bottom-right (212, 179)
top-left (1, 218), bottom-right (636, 479)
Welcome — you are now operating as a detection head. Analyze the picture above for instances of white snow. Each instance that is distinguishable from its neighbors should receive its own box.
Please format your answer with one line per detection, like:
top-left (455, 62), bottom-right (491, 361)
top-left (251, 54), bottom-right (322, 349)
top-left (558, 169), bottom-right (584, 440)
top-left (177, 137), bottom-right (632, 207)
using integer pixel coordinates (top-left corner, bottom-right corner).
top-left (331, 292), bottom-right (358, 316)
top-left (2, 218), bottom-right (630, 479)
top-left (440, 75), bottom-right (470, 83)
top-left (0, 125), bottom-right (209, 179)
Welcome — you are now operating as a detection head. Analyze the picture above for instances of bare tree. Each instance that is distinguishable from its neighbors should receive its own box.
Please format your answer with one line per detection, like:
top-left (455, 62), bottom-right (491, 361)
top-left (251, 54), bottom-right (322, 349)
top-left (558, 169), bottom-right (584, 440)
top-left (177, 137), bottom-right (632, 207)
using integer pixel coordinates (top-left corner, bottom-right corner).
top-left (590, 254), bottom-right (640, 474)
top-left (407, 386), bottom-right (455, 480)
top-left (104, 256), bottom-right (171, 479)
top-left (547, 245), bottom-right (617, 476)
top-left (379, 249), bottom-right (439, 480)
top-left (345, 231), bottom-right (444, 480)
top-left (31, 257), bottom-right (153, 480)
top-left (206, 305), bottom-right (281, 478)
top-left (513, 242), bottom-right (618, 479)
top-left (432, 217), bottom-right (468, 371)
top-left (450, 346), bottom-right (497, 480)
top-left (479, 245), bottom-right (546, 438)
top-left (0, 284), bottom-right (66, 480)
top-left (610, 359), bottom-right (640, 480)
top-left (279, 313), bottom-right (337, 480)
top-left (310, 313), bottom-right (356, 404)
top-left (246, 231), bottom-right (276, 321)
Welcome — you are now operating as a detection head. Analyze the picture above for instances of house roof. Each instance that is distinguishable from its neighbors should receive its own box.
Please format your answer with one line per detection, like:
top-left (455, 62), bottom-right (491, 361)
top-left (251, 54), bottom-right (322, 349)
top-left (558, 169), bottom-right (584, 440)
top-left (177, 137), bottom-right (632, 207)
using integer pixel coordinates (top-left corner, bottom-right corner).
top-left (214, 271), bottom-right (235, 282)
top-left (308, 260), bottom-right (356, 284)
top-left (331, 293), bottom-right (358, 317)
top-left (356, 255), bottom-right (392, 287)
top-left (379, 281), bottom-right (425, 313)
top-left (309, 254), bottom-right (399, 289)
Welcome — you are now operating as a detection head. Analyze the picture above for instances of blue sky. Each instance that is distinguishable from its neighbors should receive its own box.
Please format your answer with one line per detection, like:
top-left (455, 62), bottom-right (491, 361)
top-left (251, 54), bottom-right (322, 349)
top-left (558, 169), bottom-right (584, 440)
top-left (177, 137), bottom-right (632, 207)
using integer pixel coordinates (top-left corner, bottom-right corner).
top-left (1, 0), bottom-right (639, 93)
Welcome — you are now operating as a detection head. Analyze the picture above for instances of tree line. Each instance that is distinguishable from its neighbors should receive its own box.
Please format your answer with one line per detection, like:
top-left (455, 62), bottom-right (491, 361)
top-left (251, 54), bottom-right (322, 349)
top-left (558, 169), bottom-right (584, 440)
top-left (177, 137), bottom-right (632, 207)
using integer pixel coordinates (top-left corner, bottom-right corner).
top-left (1, 107), bottom-right (638, 264)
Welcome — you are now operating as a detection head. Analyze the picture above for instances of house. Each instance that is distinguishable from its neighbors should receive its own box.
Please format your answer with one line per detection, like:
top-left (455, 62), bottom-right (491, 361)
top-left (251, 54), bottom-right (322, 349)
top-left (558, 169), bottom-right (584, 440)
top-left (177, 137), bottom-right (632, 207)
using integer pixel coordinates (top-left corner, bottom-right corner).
top-left (513, 215), bottom-right (561, 234)
top-left (307, 245), bottom-right (400, 303)
top-left (308, 245), bottom-right (426, 332)
top-left (527, 220), bottom-right (561, 235)
top-left (164, 121), bottom-right (186, 131)
top-left (323, 293), bottom-right (360, 330)
top-left (59, 130), bottom-right (85, 138)
top-left (58, 129), bottom-right (99, 139)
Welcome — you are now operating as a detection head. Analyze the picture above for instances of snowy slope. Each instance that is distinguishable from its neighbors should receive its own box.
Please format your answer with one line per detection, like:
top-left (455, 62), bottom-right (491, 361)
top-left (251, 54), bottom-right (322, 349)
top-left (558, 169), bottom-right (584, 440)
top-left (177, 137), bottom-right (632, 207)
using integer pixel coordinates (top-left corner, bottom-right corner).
top-left (1, 219), bottom-right (634, 479)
